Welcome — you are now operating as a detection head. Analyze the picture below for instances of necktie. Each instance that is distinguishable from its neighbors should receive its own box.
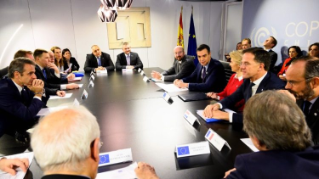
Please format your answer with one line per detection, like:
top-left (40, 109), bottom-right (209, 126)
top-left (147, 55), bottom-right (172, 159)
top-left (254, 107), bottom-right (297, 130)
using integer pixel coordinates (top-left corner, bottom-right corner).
top-left (42, 69), bottom-right (47, 80)
top-left (21, 88), bottom-right (28, 105)
top-left (247, 82), bottom-right (255, 98)
top-left (177, 62), bottom-right (181, 73)
top-left (97, 57), bottom-right (101, 66)
top-left (126, 55), bottom-right (130, 65)
top-left (201, 66), bottom-right (206, 81)
top-left (303, 100), bottom-right (311, 116)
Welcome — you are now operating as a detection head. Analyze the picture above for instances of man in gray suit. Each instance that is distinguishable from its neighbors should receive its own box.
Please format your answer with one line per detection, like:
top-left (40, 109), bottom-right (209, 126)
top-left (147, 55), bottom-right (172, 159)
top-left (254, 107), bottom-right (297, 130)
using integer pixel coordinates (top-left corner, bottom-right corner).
top-left (151, 46), bottom-right (195, 82)
top-left (115, 42), bottom-right (143, 70)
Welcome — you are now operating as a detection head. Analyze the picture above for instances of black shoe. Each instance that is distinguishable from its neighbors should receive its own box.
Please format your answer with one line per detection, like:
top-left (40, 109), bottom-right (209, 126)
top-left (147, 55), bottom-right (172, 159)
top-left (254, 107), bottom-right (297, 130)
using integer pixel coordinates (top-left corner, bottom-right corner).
top-left (15, 131), bottom-right (30, 145)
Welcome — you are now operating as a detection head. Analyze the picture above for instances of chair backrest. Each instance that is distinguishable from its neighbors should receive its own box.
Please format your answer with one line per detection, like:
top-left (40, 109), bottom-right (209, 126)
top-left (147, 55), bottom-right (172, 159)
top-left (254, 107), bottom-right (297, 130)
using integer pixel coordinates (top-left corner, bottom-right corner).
top-left (186, 55), bottom-right (195, 61)
top-left (220, 60), bottom-right (234, 82)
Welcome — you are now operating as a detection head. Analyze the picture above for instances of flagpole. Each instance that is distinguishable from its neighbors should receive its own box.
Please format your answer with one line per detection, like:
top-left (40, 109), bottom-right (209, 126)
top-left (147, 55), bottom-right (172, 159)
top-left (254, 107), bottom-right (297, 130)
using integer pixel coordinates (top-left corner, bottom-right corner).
top-left (191, 6), bottom-right (193, 14)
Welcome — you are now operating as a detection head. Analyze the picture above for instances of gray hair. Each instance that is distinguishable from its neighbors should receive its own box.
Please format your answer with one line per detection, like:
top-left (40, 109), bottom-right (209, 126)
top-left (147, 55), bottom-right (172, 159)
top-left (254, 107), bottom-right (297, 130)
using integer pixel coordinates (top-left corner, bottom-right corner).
top-left (243, 91), bottom-right (312, 151)
top-left (31, 106), bottom-right (100, 172)
top-left (8, 57), bottom-right (35, 78)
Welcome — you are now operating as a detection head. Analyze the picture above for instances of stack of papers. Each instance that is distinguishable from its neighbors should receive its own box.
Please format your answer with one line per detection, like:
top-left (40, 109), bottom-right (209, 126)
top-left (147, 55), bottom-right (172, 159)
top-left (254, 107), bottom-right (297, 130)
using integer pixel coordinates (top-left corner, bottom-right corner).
top-left (68, 77), bottom-right (82, 82)
top-left (49, 93), bottom-right (72, 100)
top-left (37, 106), bottom-right (68, 116)
top-left (155, 83), bottom-right (188, 92)
top-left (0, 152), bottom-right (34, 179)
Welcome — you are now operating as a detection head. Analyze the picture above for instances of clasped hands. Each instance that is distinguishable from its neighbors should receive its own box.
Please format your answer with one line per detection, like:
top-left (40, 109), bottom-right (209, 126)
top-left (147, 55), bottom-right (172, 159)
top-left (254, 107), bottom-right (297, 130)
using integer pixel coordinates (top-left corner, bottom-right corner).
top-left (173, 79), bottom-right (188, 88)
top-left (203, 103), bottom-right (229, 121)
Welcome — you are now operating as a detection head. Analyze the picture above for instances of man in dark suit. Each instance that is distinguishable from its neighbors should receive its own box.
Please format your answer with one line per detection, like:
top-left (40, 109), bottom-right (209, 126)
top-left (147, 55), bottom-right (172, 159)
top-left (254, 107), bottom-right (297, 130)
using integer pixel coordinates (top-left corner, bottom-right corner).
top-left (285, 57), bottom-right (319, 144)
top-left (174, 44), bottom-right (226, 92)
top-left (151, 46), bottom-right (195, 82)
top-left (84, 45), bottom-right (115, 73)
top-left (204, 48), bottom-right (285, 123)
top-left (0, 58), bottom-right (47, 143)
top-left (263, 36), bottom-right (278, 72)
top-left (34, 49), bottom-right (77, 95)
top-left (31, 107), bottom-right (100, 179)
top-left (115, 42), bottom-right (143, 71)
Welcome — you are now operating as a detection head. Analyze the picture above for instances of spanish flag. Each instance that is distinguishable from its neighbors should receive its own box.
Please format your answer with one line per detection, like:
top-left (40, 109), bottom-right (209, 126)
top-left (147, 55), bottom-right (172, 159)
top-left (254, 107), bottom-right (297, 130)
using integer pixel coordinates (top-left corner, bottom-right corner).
top-left (177, 6), bottom-right (184, 48)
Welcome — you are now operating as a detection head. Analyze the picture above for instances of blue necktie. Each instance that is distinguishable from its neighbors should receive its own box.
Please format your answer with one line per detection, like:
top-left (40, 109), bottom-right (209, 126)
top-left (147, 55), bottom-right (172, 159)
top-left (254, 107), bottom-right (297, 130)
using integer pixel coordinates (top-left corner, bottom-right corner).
top-left (201, 66), bottom-right (206, 81)
top-left (303, 100), bottom-right (311, 115)
top-left (126, 55), bottom-right (130, 65)
top-left (97, 57), bottom-right (101, 66)
top-left (42, 69), bottom-right (47, 80)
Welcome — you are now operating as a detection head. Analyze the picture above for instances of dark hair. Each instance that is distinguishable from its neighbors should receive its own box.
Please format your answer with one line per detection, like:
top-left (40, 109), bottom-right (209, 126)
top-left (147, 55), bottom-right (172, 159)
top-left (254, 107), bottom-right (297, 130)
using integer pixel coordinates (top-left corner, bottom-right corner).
top-left (244, 91), bottom-right (312, 151)
top-left (197, 44), bottom-right (210, 53)
top-left (308, 42), bottom-right (319, 51)
top-left (288, 46), bottom-right (302, 58)
top-left (243, 47), bottom-right (271, 71)
top-left (14, 50), bottom-right (33, 59)
top-left (291, 56), bottom-right (319, 80)
top-left (62, 48), bottom-right (71, 57)
top-left (8, 57), bottom-right (35, 78)
top-left (270, 36), bottom-right (277, 48)
top-left (33, 49), bottom-right (48, 59)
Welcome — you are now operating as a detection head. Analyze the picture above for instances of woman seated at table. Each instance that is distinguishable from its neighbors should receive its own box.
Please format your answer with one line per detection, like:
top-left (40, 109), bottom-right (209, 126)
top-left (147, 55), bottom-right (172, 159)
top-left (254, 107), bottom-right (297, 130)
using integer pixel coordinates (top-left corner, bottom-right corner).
top-left (276, 46), bottom-right (302, 81)
top-left (51, 46), bottom-right (65, 73)
top-left (206, 50), bottom-right (244, 112)
top-left (224, 91), bottom-right (319, 179)
top-left (62, 48), bottom-right (80, 73)
top-left (308, 42), bottom-right (319, 58)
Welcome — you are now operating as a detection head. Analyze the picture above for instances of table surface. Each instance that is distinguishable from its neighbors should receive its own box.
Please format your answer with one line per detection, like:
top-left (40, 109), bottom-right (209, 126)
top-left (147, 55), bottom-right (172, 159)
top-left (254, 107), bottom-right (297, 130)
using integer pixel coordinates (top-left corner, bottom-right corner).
top-left (6, 68), bottom-right (252, 179)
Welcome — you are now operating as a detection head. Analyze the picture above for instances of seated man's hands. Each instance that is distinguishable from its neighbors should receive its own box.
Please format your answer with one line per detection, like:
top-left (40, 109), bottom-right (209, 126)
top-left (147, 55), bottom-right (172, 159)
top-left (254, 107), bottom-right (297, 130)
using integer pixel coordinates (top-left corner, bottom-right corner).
top-left (206, 92), bottom-right (218, 99)
top-left (95, 66), bottom-right (106, 72)
top-left (47, 63), bottom-right (60, 74)
top-left (224, 168), bottom-right (236, 178)
top-left (135, 162), bottom-right (159, 179)
top-left (28, 79), bottom-right (44, 97)
top-left (126, 66), bottom-right (134, 69)
top-left (204, 104), bottom-right (229, 121)
top-left (0, 158), bottom-right (29, 176)
top-left (173, 79), bottom-right (188, 88)
top-left (56, 90), bottom-right (66, 97)
top-left (67, 73), bottom-right (75, 81)
top-left (66, 83), bottom-right (79, 90)
top-left (151, 71), bottom-right (162, 80)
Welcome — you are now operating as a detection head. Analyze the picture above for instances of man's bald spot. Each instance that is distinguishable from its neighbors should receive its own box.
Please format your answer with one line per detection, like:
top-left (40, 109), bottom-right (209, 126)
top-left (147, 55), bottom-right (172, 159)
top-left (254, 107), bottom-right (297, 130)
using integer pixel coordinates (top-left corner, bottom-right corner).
top-left (174, 46), bottom-right (184, 52)
top-left (91, 45), bottom-right (99, 49)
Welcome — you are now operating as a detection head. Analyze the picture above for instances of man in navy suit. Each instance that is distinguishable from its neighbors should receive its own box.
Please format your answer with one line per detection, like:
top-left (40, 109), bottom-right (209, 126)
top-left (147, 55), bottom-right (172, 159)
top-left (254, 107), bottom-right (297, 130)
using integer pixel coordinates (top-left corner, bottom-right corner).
top-left (174, 44), bottom-right (226, 92)
top-left (151, 46), bottom-right (195, 82)
top-left (84, 45), bottom-right (114, 73)
top-left (0, 58), bottom-right (47, 143)
top-left (204, 47), bottom-right (285, 123)
top-left (285, 57), bottom-right (319, 144)
top-left (263, 36), bottom-right (278, 72)
top-left (115, 42), bottom-right (143, 71)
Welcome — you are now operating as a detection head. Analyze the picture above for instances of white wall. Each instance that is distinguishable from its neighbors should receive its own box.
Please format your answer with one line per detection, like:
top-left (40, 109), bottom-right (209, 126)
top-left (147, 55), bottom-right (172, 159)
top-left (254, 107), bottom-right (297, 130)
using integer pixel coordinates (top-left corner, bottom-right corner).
top-left (0, 0), bottom-right (224, 70)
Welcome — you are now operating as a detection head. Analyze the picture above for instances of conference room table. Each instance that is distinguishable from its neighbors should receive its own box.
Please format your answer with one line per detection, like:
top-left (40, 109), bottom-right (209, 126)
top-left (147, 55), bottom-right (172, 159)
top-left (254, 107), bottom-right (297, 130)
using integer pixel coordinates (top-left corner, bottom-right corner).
top-left (25, 68), bottom-right (252, 179)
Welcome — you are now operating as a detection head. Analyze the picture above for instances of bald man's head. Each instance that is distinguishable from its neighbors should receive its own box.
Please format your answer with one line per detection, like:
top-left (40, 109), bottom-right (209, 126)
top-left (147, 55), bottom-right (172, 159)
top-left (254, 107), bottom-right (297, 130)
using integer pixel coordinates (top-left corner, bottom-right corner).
top-left (174, 46), bottom-right (185, 61)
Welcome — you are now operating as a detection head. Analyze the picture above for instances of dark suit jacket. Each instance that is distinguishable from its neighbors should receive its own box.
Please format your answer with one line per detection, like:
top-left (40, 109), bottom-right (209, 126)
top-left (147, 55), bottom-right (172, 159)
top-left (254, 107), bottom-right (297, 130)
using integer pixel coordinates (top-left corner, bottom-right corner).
top-left (0, 78), bottom-right (46, 137)
top-left (84, 52), bottom-right (114, 73)
top-left (115, 52), bottom-right (143, 70)
top-left (227, 146), bottom-right (319, 179)
top-left (0, 66), bottom-right (8, 79)
top-left (63, 57), bottom-right (80, 72)
top-left (268, 49), bottom-right (278, 72)
top-left (182, 58), bottom-right (226, 92)
top-left (297, 98), bottom-right (319, 145)
top-left (35, 65), bottom-right (62, 95)
top-left (220, 72), bottom-right (285, 123)
top-left (42, 174), bottom-right (90, 179)
top-left (162, 55), bottom-right (195, 82)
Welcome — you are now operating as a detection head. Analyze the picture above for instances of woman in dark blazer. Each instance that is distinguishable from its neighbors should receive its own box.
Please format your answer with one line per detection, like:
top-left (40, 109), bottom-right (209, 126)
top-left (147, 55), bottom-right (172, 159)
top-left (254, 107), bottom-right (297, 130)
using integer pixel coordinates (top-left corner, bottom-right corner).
top-left (62, 48), bottom-right (80, 73)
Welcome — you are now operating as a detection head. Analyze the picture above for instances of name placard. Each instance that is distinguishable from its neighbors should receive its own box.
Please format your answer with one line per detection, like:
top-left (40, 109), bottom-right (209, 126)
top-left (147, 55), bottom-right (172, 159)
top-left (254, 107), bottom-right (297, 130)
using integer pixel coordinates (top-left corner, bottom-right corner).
top-left (73, 99), bottom-right (80, 106)
top-left (140, 71), bottom-right (145, 76)
top-left (88, 80), bottom-right (94, 88)
top-left (90, 71), bottom-right (95, 76)
top-left (138, 68), bottom-right (142, 73)
top-left (98, 148), bottom-right (133, 167)
top-left (175, 141), bottom-right (210, 158)
top-left (82, 89), bottom-right (88, 100)
top-left (184, 110), bottom-right (198, 125)
top-left (163, 92), bottom-right (173, 104)
top-left (89, 75), bottom-right (95, 81)
top-left (143, 76), bottom-right (150, 82)
top-left (97, 70), bottom-right (108, 76)
top-left (122, 69), bottom-right (133, 73)
top-left (205, 128), bottom-right (231, 151)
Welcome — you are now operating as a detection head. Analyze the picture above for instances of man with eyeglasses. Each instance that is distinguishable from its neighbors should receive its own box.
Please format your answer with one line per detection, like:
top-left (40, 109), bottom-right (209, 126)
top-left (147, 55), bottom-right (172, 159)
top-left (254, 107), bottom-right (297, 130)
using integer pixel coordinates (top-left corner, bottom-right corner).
top-left (204, 47), bottom-right (285, 123)
top-left (31, 106), bottom-right (101, 179)
top-left (285, 57), bottom-right (319, 144)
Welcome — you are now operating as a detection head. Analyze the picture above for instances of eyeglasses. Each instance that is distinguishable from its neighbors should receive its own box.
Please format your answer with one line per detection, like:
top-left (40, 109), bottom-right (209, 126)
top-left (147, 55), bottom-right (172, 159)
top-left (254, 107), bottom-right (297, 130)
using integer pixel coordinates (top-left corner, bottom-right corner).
top-left (286, 77), bottom-right (313, 86)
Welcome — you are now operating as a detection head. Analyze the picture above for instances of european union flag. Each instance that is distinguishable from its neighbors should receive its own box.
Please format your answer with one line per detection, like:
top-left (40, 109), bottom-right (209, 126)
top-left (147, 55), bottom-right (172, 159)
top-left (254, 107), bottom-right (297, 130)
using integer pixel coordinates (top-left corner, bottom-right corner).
top-left (187, 9), bottom-right (198, 66)
top-left (177, 146), bottom-right (190, 156)
top-left (99, 154), bottom-right (110, 164)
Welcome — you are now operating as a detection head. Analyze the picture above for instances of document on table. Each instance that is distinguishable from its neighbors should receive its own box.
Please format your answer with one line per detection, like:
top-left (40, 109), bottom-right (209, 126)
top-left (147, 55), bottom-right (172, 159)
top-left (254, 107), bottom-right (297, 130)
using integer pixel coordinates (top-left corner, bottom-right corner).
top-left (49, 93), bottom-right (73, 100)
top-left (241, 138), bottom-right (259, 152)
top-left (37, 106), bottom-right (68, 116)
top-left (68, 77), bottom-right (82, 82)
top-left (151, 78), bottom-right (162, 82)
top-left (95, 162), bottom-right (137, 179)
top-left (0, 152), bottom-right (34, 179)
top-left (155, 83), bottom-right (188, 92)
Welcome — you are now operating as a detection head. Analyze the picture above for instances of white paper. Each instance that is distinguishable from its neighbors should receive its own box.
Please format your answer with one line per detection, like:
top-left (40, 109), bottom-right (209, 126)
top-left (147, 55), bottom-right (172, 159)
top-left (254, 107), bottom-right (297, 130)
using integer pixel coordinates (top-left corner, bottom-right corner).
top-left (37, 106), bottom-right (68, 116)
top-left (95, 162), bottom-right (137, 179)
top-left (68, 77), bottom-right (82, 82)
top-left (0, 152), bottom-right (34, 179)
top-left (49, 93), bottom-right (72, 100)
top-left (151, 78), bottom-right (162, 82)
top-left (78, 84), bottom-right (83, 88)
top-left (155, 83), bottom-right (188, 93)
top-left (240, 138), bottom-right (259, 152)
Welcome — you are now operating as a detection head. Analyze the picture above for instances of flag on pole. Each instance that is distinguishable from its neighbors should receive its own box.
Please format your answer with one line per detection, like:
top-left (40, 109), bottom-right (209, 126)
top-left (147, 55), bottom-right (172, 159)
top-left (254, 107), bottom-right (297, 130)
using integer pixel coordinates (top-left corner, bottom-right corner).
top-left (187, 6), bottom-right (198, 65)
top-left (177, 6), bottom-right (184, 48)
